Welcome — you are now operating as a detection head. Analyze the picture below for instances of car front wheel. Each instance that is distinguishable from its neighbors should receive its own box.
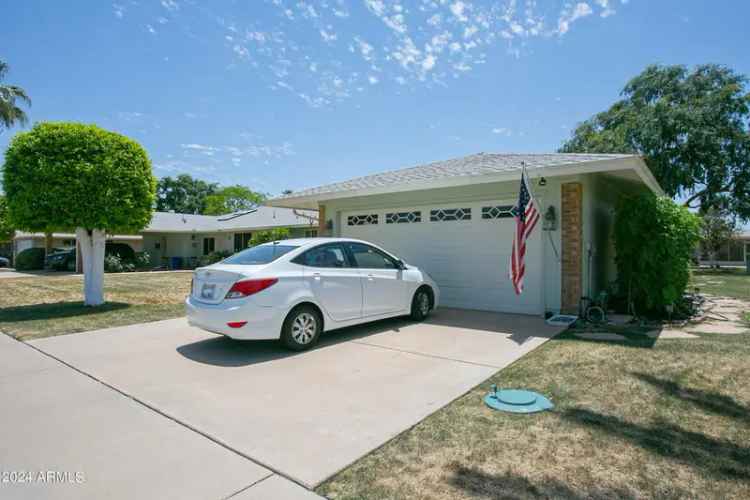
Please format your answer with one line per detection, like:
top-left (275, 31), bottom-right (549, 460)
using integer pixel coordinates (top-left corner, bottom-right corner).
top-left (410, 288), bottom-right (431, 321)
top-left (281, 305), bottom-right (322, 351)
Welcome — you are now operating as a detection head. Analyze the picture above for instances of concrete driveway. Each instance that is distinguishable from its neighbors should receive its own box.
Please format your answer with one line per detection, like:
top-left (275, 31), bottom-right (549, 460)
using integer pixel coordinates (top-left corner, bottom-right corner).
top-left (14, 308), bottom-right (563, 496)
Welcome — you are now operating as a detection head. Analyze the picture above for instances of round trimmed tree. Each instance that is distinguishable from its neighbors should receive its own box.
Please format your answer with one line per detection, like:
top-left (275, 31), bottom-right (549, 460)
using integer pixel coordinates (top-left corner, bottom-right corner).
top-left (3, 122), bottom-right (156, 305)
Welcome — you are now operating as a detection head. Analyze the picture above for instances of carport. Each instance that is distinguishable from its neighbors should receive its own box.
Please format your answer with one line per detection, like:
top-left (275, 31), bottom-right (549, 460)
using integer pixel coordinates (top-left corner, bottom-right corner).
top-left (30, 309), bottom-right (564, 489)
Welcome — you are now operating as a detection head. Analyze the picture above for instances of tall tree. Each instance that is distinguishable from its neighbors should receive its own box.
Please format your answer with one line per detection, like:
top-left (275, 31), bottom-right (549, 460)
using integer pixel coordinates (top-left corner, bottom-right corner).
top-left (0, 195), bottom-right (13, 241)
top-left (4, 123), bottom-right (156, 305)
top-left (156, 174), bottom-right (217, 214)
top-left (0, 61), bottom-right (31, 133)
top-left (560, 64), bottom-right (750, 220)
top-left (204, 185), bottom-right (266, 215)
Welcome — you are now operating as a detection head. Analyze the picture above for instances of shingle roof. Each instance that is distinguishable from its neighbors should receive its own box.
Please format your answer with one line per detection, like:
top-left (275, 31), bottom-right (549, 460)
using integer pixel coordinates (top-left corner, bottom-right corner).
top-left (143, 206), bottom-right (317, 233)
top-left (274, 153), bottom-right (636, 201)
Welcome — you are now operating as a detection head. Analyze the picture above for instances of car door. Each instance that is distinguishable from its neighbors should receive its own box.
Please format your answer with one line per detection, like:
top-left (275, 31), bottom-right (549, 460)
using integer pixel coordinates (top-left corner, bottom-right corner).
top-left (296, 243), bottom-right (363, 322)
top-left (345, 242), bottom-right (407, 317)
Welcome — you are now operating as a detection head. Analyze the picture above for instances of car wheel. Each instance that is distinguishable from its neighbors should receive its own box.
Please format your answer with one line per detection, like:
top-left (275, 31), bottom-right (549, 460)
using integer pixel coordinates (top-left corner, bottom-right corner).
top-left (410, 288), bottom-right (431, 321)
top-left (281, 305), bottom-right (322, 351)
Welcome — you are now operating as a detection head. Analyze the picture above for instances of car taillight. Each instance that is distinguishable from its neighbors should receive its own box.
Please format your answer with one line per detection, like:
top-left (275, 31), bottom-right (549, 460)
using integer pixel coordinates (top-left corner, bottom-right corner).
top-left (225, 278), bottom-right (278, 299)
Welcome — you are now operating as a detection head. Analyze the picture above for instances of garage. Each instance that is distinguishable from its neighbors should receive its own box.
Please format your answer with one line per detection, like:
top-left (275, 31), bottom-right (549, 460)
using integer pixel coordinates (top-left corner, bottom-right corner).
top-left (341, 200), bottom-right (543, 314)
top-left (270, 153), bottom-right (663, 316)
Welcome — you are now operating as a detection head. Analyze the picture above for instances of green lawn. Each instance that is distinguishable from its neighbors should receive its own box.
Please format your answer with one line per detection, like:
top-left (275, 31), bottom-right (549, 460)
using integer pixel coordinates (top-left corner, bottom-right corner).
top-left (691, 267), bottom-right (750, 301)
top-left (319, 273), bottom-right (750, 500)
top-left (0, 272), bottom-right (191, 341)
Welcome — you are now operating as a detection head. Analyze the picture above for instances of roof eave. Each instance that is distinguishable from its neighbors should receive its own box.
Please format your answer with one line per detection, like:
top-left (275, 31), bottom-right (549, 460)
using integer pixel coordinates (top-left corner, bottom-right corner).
top-left (268, 156), bottom-right (662, 209)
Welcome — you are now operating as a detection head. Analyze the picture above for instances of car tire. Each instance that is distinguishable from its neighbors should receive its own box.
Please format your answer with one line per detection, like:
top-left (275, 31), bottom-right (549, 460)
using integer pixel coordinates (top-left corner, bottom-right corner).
top-left (281, 305), bottom-right (322, 351)
top-left (410, 288), bottom-right (431, 321)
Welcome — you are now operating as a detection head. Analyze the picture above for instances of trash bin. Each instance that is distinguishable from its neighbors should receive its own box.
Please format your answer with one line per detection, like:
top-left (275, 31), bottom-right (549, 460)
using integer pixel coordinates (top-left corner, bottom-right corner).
top-left (170, 256), bottom-right (183, 270)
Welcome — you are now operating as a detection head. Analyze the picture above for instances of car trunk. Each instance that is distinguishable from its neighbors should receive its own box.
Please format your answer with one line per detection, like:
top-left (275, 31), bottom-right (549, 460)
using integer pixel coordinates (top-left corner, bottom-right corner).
top-left (191, 264), bottom-right (267, 304)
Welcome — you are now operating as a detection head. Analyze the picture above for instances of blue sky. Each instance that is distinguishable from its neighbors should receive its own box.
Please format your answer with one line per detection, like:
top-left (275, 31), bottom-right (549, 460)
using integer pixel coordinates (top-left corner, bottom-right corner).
top-left (2, 1), bottom-right (749, 197)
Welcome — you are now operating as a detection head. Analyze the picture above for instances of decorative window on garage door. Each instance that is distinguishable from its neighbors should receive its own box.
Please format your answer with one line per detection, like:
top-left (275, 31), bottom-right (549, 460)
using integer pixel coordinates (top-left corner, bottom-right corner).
top-left (482, 205), bottom-right (515, 219)
top-left (430, 208), bottom-right (471, 222)
top-left (386, 211), bottom-right (421, 224)
top-left (347, 214), bottom-right (379, 226)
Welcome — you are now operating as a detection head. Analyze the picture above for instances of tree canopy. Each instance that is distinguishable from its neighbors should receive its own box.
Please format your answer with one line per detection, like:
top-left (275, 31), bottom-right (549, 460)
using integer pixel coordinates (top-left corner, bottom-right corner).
top-left (3, 122), bottom-right (156, 233)
top-left (156, 174), bottom-right (218, 214)
top-left (0, 60), bottom-right (31, 133)
top-left (560, 64), bottom-right (750, 220)
top-left (204, 185), bottom-right (266, 215)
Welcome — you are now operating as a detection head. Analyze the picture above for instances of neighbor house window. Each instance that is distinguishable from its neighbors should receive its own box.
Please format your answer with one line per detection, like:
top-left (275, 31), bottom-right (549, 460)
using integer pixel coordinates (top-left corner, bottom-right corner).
top-left (234, 232), bottom-right (252, 252)
top-left (430, 208), bottom-right (471, 222)
top-left (203, 237), bottom-right (215, 255)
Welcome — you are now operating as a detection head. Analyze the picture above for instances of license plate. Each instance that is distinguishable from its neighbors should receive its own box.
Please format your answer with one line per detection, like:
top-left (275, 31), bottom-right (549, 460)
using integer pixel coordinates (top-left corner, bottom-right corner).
top-left (201, 283), bottom-right (216, 300)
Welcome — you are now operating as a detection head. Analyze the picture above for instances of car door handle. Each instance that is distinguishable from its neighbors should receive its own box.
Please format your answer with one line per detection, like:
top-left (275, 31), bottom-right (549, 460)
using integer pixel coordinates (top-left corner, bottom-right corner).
top-left (367, 273), bottom-right (375, 280)
top-left (312, 272), bottom-right (321, 280)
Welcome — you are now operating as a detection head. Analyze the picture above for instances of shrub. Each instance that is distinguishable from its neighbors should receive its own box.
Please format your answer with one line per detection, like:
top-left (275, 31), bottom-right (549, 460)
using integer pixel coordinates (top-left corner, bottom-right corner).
top-left (15, 247), bottom-right (46, 270)
top-left (249, 228), bottom-right (290, 247)
top-left (198, 250), bottom-right (232, 267)
top-left (134, 251), bottom-right (151, 270)
top-left (104, 254), bottom-right (124, 273)
top-left (613, 193), bottom-right (701, 315)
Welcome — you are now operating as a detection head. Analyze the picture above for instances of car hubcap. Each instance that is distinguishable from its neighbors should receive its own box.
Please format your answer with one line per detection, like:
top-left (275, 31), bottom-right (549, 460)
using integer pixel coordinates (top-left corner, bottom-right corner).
top-left (419, 293), bottom-right (429, 315)
top-left (291, 312), bottom-right (317, 344)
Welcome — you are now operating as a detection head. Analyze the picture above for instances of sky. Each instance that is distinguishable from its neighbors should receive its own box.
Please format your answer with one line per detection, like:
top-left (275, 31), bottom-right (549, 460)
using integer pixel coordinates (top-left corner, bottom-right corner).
top-left (2, 0), bottom-right (749, 198)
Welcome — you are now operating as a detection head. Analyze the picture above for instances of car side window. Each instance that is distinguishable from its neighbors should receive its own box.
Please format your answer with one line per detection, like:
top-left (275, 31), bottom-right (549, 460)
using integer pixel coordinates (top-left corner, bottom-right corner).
top-left (294, 244), bottom-right (350, 268)
top-left (346, 243), bottom-right (398, 270)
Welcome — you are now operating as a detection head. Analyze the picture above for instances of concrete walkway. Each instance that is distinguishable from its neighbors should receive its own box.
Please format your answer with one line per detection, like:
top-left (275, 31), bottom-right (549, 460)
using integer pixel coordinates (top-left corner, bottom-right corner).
top-left (0, 333), bottom-right (322, 500)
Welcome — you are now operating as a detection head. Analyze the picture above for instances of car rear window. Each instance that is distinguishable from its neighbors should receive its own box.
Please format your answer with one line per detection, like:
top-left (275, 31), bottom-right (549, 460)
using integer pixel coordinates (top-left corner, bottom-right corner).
top-left (222, 244), bottom-right (298, 265)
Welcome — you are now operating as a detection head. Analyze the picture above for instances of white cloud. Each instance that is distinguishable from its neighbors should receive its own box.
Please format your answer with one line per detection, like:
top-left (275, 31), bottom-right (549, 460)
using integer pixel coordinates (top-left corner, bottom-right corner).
top-left (450, 2), bottom-right (468, 22)
top-left (160, 0), bottom-right (179, 12)
top-left (492, 127), bottom-right (512, 136)
top-left (557, 2), bottom-right (594, 35)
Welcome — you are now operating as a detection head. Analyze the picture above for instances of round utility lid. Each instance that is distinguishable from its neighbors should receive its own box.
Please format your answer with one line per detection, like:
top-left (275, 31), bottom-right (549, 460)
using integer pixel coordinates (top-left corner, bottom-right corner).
top-left (484, 388), bottom-right (554, 413)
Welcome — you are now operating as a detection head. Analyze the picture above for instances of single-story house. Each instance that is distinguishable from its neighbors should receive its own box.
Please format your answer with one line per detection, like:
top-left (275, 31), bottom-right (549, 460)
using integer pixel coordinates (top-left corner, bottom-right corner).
top-left (696, 231), bottom-right (750, 267)
top-left (12, 206), bottom-right (318, 269)
top-left (269, 153), bottom-right (662, 315)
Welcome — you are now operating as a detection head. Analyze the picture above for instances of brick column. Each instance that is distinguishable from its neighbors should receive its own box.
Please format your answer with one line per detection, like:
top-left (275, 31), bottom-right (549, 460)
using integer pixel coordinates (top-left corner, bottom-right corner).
top-left (561, 182), bottom-right (583, 314)
top-left (318, 204), bottom-right (327, 237)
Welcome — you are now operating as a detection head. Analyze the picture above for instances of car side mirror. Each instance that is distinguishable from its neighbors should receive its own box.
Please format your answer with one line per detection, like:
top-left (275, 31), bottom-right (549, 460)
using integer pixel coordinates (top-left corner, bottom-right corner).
top-left (396, 259), bottom-right (407, 270)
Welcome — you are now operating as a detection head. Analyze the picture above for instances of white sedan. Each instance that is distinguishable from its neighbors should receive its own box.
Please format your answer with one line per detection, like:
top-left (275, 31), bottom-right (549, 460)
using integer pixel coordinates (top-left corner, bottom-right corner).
top-left (186, 238), bottom-right (439, 350)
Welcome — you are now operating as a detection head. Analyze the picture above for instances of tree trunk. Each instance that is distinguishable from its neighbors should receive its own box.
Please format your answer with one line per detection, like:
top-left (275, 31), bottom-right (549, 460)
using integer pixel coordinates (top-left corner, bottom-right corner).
top-left (44, 232), bottom-right (53, 256)
top-left (75, 228), bottom-right (106, 306)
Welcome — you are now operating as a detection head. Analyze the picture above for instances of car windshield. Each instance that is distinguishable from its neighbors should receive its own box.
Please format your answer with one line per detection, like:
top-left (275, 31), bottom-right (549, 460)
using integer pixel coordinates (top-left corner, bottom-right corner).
top-left (221, 244), bottom-right (298, 265)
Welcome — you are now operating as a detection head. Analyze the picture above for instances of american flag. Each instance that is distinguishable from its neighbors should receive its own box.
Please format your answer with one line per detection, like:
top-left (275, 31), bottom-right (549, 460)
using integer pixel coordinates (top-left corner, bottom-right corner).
top-left (509, 168), bottom-right (540, 295)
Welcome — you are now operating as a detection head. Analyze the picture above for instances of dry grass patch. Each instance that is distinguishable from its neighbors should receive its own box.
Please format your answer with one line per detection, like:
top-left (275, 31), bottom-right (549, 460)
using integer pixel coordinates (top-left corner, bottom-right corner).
top-left (319, 325), bottom-right (750, 499)
top-left (0, 272), bottom-right (191, 340)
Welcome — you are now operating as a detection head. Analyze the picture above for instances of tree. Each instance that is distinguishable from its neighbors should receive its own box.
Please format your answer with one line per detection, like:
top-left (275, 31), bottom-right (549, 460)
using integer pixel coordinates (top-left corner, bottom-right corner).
top-left (248, 228), bottom-right (290, 246)
top-left (0, 195), bottom-right (13, 241)
top-left (204, 185), bottom-right (266, 215)
top-left (156, 174), bottom-right (217, 214)
top-left (3, 122), bottom-right (156, 305)
top-left (560, 64), bottom-right (750, 220)
top-left (700, 208), bottom-right (738, 268)
top-left (0, 61), bottom-right (31, 133)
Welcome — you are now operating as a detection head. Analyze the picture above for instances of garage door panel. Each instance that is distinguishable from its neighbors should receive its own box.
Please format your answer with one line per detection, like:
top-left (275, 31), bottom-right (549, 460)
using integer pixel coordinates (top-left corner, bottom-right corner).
top-left (341, 203), bottom-right (542, 314)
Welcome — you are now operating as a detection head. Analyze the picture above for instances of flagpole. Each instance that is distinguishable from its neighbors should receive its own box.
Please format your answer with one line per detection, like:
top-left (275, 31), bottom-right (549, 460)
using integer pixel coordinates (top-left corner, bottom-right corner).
top-left (521, 162), bottom-right (547, 318)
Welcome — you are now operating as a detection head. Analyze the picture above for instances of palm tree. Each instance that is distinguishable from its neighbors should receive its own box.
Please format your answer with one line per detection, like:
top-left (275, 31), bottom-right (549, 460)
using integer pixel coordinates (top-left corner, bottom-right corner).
top-left (0, 60), bottom-right (31, 133)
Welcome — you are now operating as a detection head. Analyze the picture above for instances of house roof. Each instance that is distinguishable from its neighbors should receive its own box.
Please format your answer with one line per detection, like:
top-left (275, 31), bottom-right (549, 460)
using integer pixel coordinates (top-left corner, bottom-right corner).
top-left (140, 206), bottom-right (318, 233)
top-left (269, 152), bottom-right (662, 209)
top-left (14, 206), bottom-right (318, 239)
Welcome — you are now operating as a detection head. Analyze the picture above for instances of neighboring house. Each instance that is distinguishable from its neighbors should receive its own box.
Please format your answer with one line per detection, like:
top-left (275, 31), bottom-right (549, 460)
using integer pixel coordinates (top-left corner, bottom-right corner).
top-left (12, 206), bottom-right (318, 269)
top-left (269, 153), bottom-right (662, 316)
top-left (697, 232), bottom-right (750, 267)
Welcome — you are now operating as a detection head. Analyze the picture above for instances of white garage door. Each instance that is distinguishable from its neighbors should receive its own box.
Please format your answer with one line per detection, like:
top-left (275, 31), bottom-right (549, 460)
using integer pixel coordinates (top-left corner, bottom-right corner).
top-left (341, 201), bottom-right (543, 315)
